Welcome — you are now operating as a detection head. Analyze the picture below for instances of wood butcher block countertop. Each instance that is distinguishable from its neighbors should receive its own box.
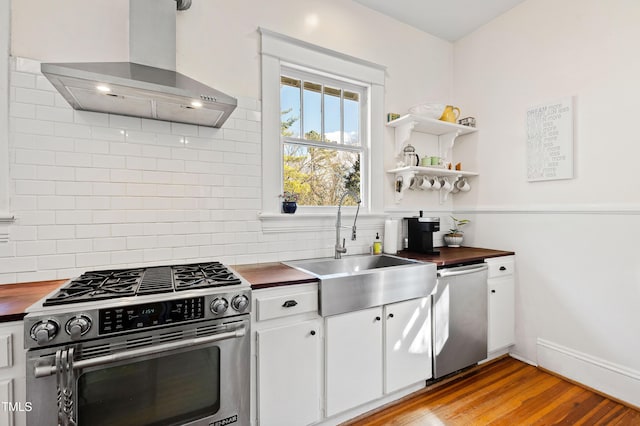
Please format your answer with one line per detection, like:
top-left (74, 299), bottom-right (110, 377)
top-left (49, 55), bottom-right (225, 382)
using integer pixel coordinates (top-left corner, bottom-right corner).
top-left (1, 247), bottom-right (514, 322)
top-left (397, 246), bottom-right (515, 268)
top-left (0, 279), bottom-right (66, 323)
top-left (232, 262), bottom-right (318, 290)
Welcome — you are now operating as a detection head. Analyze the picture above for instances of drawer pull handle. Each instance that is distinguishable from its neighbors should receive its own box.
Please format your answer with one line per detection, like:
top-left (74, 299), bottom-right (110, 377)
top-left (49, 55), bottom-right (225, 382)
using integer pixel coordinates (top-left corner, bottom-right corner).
top-left (491, 289), bottom-right (496, 294)
top-left (282, 300), bottom-right (298, 308)
top-left (499, 266), bottom-right (507, 271)
top-left (310, 330), bottom-right (316, 336)
top-left (388, 313), bottom-right (394, 319)
top-left (375, 316), bottom-right (381, 321)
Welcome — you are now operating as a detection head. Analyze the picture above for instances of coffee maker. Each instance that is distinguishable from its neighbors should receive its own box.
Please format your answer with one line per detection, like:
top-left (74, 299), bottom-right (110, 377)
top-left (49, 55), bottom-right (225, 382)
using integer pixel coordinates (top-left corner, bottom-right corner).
top-left (406, 212), bottom-right (440, 255)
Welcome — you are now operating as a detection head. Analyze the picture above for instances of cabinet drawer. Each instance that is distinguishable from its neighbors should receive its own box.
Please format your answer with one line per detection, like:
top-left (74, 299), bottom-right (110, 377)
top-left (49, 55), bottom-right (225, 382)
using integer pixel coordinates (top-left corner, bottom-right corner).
top-left (485, 256), bottom-right (514, 278)
top-left (256, 289), bottom-right (318, 321)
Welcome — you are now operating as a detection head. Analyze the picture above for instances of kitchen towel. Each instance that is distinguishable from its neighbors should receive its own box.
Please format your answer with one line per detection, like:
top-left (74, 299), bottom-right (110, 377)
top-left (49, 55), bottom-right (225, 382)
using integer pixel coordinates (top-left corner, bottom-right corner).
top-left (383, 219), bottom-right (399, 254)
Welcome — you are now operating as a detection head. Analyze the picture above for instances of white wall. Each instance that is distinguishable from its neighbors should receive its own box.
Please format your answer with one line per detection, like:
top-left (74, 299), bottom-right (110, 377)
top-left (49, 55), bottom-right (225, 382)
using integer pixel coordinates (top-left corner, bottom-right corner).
top-left (454, 0), bottom-right (640, 405)
top-left (1, 0), bottom-right (454, 283)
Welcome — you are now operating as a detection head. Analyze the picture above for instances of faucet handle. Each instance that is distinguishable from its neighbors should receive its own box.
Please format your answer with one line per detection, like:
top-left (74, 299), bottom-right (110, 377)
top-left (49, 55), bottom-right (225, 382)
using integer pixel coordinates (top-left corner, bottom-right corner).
top-left (351, 225), bottom-right (357, 241)
top-left (342, 238), bottom-right (346, 249)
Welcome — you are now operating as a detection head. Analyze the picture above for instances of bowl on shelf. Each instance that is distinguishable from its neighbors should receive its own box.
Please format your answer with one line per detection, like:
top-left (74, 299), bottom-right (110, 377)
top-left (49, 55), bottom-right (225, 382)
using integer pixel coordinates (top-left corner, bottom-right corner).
top-left (408, 103), bottom-right (446, 119)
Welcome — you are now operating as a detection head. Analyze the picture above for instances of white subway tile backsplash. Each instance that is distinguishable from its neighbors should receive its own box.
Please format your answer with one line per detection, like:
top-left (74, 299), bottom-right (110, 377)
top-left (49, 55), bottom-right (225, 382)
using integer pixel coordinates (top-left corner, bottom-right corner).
top-left (38, 225), bottom-right (75, 240)
top-left (141, 118), bottom-right (171, 134)
top-left (57, 239), bottom-right (93, 254)
top-left (11, 72), bottom-right (36, 88)
top-left (75, 139), bottom-right (110, 154)
top-left (74, 110), bottom-right (109, 127)
top-left (36, 165), bottom-right (75, 181)
top-left (75, 167), bottom-right (111, 182)
top-left (55, 122), bottom-right (92, 138)
top-left (55, 181), bottom-right (92, 196)
top-left (10, 102), bottom-right (36, 119)
top-left (15, 87), bottom-right (55, 106)
top-left (55, 210), bottom-right (93, 225)
top-left (16, 180), bottom-right (55, 195)
top-left (15, 148), bottom-right (56, 165)
top-left (92, 154), bottom-right (125, 169)
top-left (16, 240), bottom-right (57, 256)
top-left (0, 256), bottom-right (37, 273)
top-left (92, 238), bottom-right (126, 252)
top-left (76, 252), bottom-right (111, 268)
top-left (171, 122), bottom-right (199, 136)
top-left (36, 105), bottom-right (74, 123)
top-left (37, 254), bottom-right (76, 270)
top-left (92, 126), bottom-right (126, 142)
top-left (3, 64), bottom-right (371, 285)
top-left (75, 224), bottom-right (111, 238)
top-left (125, 130), bottom-right (157, 145)
top-left (56, 151), bottom-right (92, 167)
top-left (37, 196), bottom-right (76, 210)
top-left (109, 115), bottom-right (142, 130)
top-left (11, 117), bottom-right (55, 135)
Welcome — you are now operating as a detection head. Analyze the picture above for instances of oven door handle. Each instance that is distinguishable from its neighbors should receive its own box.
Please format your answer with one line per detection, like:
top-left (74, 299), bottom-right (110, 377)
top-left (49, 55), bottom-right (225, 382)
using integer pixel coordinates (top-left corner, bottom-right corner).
top-left (34, 326), bottom-right (246, 378)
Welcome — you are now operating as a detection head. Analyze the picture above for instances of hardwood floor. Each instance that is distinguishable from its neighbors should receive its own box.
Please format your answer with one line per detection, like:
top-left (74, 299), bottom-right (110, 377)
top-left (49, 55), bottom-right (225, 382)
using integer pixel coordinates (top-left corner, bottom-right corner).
top-left (344, 357), bottom-right (640, 425)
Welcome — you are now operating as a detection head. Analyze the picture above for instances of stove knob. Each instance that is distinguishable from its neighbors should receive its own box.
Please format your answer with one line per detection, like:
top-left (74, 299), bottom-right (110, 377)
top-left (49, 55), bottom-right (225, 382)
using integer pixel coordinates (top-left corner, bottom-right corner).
top-left (30, 320), bottom-right (59, 346)
top-left (66, 315), bottom-right (92, 340)
top-left (231, 295), bottom-right (249, 312)
top-left (210, 298), bottom-right (229, 315)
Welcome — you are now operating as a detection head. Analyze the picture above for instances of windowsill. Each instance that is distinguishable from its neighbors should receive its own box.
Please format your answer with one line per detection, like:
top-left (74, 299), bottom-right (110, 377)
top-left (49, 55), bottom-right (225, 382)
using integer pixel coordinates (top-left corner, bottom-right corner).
top-left (258, 211), bottom-right (388, 234)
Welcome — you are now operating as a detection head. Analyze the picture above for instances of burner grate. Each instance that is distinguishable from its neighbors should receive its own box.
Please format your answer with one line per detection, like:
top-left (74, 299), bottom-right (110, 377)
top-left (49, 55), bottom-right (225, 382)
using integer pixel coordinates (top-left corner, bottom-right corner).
top-left (173, 262), bottom-right (241, 290)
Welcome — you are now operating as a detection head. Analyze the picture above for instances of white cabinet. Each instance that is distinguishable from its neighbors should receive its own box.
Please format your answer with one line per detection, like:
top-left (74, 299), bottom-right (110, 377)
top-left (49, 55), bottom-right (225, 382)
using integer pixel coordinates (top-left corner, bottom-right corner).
top-left (325, 297), bottom-right (432, 416)
top-left (253, 283), bottom-right (322, 426)
top-left (0, 321), bottom-right (27, 426)
top-left (257, 319), bottom-right (322, 426)
top-left (485, 256), bottom-right (515, 352)
top-left (384, 297), bottom-right (432, 394)
top-left (325, 307), bottom-right (383, 417)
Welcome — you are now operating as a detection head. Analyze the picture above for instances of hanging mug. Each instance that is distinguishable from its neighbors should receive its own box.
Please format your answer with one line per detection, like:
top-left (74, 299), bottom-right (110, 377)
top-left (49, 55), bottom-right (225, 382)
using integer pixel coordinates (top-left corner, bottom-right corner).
top-left (439, 105), bottom-right (461, 123)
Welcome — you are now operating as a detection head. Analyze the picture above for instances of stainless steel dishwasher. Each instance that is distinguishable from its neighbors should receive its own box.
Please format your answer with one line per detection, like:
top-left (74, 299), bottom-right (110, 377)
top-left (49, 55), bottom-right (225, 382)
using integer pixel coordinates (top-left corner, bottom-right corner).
top-left (432, 262), bottom-right (488, 379)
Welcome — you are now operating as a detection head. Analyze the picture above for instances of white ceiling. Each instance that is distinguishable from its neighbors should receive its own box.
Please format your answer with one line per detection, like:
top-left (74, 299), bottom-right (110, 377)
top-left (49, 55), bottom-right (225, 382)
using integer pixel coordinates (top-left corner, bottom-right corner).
top-left (353, 0), bottom-right (527, 41)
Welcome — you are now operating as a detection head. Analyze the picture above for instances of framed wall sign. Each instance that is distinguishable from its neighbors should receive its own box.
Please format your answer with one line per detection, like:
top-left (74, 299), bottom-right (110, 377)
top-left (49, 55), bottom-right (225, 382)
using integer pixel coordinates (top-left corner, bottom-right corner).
top-left (526, 97), bottom-right (574, 181)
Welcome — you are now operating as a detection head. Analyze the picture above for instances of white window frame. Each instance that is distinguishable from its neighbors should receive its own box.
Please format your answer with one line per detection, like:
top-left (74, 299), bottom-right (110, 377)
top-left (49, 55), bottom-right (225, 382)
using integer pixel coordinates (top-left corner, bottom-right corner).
top-left (0, 1), bottom-right (14, 242)
top-left (280, 66), bottom-right (368, 212)
top-left (259, 28), bottom-right (386, 225)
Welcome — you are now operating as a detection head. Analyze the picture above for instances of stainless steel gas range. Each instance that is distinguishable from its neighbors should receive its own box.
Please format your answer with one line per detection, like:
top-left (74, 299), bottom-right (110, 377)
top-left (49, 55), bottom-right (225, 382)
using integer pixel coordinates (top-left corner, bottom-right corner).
top-left (23, 261), bottom-right (251, 426)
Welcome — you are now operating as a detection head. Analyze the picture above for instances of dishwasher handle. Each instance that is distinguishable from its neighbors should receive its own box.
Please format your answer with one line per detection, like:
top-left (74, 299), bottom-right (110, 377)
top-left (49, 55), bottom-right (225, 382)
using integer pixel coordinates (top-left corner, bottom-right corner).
top-left (437, 263), bottom-right (488, 278)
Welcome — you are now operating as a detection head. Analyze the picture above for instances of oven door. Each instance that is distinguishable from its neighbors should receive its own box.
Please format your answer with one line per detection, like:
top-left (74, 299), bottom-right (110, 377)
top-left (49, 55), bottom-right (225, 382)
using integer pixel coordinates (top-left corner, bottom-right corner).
top-left (26, 317), bottom-right (249, 426)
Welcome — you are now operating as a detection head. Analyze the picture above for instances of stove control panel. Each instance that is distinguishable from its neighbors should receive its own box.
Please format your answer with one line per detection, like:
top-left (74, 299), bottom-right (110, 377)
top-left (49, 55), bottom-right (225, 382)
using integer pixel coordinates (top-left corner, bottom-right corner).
top-left (99, 297), bottom-right (205, 334)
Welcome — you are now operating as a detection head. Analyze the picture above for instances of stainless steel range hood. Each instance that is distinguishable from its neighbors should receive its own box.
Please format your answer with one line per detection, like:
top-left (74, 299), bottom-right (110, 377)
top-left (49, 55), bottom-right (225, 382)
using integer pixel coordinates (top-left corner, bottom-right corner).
top-left (41, 0), bottom-right (236, 128)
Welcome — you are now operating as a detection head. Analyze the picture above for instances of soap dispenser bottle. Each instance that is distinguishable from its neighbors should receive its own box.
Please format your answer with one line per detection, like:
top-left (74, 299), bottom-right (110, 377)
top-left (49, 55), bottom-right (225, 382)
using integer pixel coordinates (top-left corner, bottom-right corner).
top-left (373, 232), bottom-right (382, 255)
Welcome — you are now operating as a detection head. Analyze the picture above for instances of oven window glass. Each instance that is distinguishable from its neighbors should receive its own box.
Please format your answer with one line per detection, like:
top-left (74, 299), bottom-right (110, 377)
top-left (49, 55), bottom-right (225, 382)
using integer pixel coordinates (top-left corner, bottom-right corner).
top-left (77, 346), bottom-right (220, 426)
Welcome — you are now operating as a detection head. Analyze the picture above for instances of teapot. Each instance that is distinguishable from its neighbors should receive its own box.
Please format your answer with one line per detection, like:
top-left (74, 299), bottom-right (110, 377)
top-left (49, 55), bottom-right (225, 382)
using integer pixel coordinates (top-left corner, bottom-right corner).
top-left (439, 105), bottom-right (461, 123)
top-left (402, 144), bottom-right (420, 167)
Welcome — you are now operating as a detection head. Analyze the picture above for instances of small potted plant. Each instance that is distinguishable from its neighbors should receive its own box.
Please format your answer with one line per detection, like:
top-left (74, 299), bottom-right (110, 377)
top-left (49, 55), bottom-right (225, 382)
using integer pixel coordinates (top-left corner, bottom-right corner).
top-left (279, 191), bottom-right (299, 214)
top-left (444, 216), bottom-right (470, 247)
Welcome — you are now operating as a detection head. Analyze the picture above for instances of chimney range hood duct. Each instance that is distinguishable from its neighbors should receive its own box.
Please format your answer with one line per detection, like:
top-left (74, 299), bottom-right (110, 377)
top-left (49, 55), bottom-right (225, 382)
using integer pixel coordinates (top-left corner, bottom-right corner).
top-left (41, 0), bottom-right (236, 128)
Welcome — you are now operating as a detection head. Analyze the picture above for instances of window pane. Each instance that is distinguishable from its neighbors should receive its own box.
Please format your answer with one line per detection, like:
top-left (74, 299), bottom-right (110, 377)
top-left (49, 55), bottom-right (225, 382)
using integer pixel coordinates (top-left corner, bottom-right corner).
top-left (344, 91), bottom-right (360, 146)
top-left (323, 87), bottom-right (341, 143)
top-left (303, 81), bottom-right (322, 141)
top-left (283, 143), bottom-right (360, 206)
top-left (280, 77), bottom-right (301, 138)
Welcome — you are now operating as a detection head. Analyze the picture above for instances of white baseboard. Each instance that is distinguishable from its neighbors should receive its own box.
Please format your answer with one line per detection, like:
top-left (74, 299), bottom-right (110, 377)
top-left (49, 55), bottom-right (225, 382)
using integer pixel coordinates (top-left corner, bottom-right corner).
top-left (537, 338), bottom-right (640, 407)
top-left (507, 351), bottom-right (537, 367)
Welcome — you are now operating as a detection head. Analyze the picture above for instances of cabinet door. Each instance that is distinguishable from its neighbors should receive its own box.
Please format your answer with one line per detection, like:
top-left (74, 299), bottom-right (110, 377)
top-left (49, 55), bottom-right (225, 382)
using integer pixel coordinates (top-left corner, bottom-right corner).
top-left (257, 319), bottom-right (322, 426)
top-left (488, 276), bottom-right (515, 352)
top-left (384, 297), bottom-right (432, 393)
top-left (0, 379), bottom-right (13, 426)
top-left (325, 307), bottom-right (383, 417)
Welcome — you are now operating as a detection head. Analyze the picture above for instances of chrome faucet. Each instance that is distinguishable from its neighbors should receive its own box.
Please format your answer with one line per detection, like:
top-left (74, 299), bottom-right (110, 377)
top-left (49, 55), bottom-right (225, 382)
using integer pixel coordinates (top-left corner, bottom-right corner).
top-left (335, 190), bottom-right (361, 259)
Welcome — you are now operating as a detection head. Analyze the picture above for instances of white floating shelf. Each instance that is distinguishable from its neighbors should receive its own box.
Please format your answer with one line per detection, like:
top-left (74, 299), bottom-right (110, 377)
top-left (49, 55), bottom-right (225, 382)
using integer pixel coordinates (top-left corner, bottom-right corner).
top-left (387, 166), bottom-right (478, 177)
top-left (386, 114), bottom-right (478, 136)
